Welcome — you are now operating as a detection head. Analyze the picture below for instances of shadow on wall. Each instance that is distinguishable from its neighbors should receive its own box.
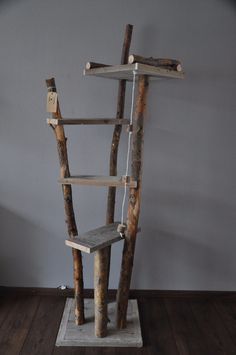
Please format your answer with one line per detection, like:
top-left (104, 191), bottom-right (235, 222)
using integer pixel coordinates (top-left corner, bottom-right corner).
top-left (132, 189), bottom-right (236, 290)
top-left (0, 205), bottom-right (53, 286)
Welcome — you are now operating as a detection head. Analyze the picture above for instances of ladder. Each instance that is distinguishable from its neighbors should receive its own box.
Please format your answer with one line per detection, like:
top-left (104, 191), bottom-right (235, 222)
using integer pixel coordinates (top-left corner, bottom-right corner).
top-left (46, 24), bottom-right (184, 338)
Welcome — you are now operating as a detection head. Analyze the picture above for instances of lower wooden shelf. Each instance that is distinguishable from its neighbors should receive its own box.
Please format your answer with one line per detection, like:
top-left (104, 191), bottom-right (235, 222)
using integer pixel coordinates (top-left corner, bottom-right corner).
top-left (65, 222), bottom-right (123, 253)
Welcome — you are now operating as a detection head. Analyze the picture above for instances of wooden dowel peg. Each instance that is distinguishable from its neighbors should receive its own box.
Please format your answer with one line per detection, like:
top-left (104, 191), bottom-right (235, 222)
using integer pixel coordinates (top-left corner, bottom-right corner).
top-left (86, 62), bottom-right (111, 70)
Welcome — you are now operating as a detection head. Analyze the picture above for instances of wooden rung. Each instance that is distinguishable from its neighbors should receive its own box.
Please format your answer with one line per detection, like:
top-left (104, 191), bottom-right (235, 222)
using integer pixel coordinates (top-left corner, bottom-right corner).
top-left (65, 223), bottom-right (141, 253)
top-left (58, 175), bottom-right (137, 188)
top-left (47, 118), bottom-right (129, 126)
top-left (65, 223), bottom-right (122, 253)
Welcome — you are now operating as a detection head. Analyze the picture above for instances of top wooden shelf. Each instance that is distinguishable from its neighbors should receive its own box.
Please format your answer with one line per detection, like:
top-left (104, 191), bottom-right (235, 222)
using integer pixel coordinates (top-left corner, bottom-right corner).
top-left (84, 63), bottom-right (184, 81)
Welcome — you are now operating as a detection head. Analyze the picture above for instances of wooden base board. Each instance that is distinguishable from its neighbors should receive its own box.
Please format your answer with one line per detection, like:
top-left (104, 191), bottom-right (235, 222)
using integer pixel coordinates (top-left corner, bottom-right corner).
top-left (56, 298), bottom-right (142, 347)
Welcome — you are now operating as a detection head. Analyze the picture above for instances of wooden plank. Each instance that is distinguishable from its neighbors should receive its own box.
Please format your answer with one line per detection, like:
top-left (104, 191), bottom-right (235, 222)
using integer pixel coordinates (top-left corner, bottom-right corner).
top-left (214, 299), bottom-right (236, 347)
top-left (84, 63), bottom-right (184, 81)
top-left (47, 118), bottom-right (130, 126)
top-left (20, 296), bottom-right (65, 355)
top-left (59, 175), bottom-right (137, 188)
top-left (139, 298), bottom-right (179, 355)
top-left (165, 298), bottom-right (210, 355)
top-left (0, 295), bottom-right (40, 355)
top-left (65, 222), bottom-right (122, 253)
top-left (190, 299), bottom-right (236, 355)
top-left (55, 298), bottom-right (142, 347)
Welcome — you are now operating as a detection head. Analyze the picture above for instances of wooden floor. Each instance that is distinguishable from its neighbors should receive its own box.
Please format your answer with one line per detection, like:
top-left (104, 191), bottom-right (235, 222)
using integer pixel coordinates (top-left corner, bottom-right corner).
top-left (1, 289), bottom-right (236, 355)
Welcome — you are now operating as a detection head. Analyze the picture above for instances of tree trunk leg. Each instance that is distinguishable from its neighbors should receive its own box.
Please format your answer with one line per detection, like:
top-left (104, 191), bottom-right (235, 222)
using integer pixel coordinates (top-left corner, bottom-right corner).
top-left (73, 248), bottom-right (85, 325)
top-left (116, 75), bottom-right (149, 329)
top-left (94, 248), bottom-right (109, 337)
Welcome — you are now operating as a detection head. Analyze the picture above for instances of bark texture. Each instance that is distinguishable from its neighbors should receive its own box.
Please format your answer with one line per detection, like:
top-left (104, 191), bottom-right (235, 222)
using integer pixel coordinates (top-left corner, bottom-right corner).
top-left (128, 54), bottom-right (182, 71)
top-left (46, 78), bottom-right (85, 325)
top-left (94, 248), bottom-right (109, 337)
top-left (116, 75), bottom-right (149, 329)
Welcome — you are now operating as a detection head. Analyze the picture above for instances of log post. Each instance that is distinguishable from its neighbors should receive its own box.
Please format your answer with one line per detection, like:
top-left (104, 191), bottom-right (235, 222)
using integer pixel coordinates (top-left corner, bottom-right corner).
top-left (94, 248), bottom-right (109, 337)
top-left (116, 75), bottom-right (149, 329)
top-left (46, 78), bottom-right (85, 325)
top-left (128, 54), bottom-right (182, 72)
top-left (105, 24), bottom-right (133, 289)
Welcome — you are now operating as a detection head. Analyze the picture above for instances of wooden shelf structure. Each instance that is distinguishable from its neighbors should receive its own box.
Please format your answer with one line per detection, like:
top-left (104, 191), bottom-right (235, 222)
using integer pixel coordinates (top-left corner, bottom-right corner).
top-left (46, 23), bottom-right (184, 342)
top-left (65, 223), bottom-right (123, 253)
top-left (84, 62), bottom-right (184, 81)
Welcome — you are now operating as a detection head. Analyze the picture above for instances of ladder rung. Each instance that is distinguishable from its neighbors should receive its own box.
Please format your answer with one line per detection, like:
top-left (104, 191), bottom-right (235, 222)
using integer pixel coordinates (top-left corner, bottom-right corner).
top-left (65, 222), bottom-right (122, 253)
top-left (58, 175), bottom-right (137, 188)
top-left (47, 118), bottom-right (129, 126)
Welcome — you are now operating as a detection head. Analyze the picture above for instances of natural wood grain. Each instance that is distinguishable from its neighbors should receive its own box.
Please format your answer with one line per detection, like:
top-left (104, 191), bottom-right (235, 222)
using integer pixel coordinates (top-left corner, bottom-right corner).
top-left (116, 75), bottom-right (149, 329)
top-left (128, 54), bottom-right (182, 71)
top-left (0, 296), bottom-right (40, 355)
top-left (165, 298), bottom-right (209, 355)
top-left (58, 175), bottom-right (137, 188)
top-left (214, 299), bottom-right (236, 347)
top-left (84, 63), bottom-right (184, 80)
top-left (47, 118), bottom-right (129, 126)
top-left (139, 298), bottom-right (179, 355)
top-left (0, 292), bottom-right (236, 354)
top-left (20, 296), bottom-right (65, 355)
top-left (65, 223), bottom-right (122, 253)
top-left (46, 78), bottom-right (85, 325)
top-left (94, 250), bottom-right (109, 337)
top-left (190, 299), bottom-right (236, 355)
top-left (106, 23), bottom-right (133, 297)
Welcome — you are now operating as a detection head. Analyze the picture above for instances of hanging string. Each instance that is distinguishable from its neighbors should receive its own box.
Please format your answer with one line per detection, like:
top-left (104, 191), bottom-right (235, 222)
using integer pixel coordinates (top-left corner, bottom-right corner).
top-left (120, 70), bottom-right (137, 230)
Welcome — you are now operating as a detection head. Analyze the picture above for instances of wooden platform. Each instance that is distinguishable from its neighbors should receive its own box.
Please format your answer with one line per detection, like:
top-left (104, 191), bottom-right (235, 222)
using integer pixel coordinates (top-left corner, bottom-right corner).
top-left (84, 63), bottom-right (185, 81)
top-left (65, 222), bottom-right (122, 253)
top-left (58, 175), bottom-right (137, 188)
top-left (47, 118), bottom-right (129, 126)
top-left (56, 298), bottom-right (142, 347)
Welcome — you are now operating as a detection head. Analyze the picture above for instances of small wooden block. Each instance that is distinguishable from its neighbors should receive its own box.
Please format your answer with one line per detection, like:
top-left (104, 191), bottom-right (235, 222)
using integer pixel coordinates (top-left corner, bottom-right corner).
top-left (47, 92), bottom-right (58, 112)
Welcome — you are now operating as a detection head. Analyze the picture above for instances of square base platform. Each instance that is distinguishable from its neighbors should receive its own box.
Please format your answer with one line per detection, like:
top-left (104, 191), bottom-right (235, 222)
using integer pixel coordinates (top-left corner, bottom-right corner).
top-left (56, 298), bottom-right (143, 347)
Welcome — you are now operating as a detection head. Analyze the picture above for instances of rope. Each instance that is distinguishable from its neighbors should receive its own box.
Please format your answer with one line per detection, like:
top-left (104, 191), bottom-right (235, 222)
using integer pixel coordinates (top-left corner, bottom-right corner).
top-left (120, 70), bottom-right (137, 231)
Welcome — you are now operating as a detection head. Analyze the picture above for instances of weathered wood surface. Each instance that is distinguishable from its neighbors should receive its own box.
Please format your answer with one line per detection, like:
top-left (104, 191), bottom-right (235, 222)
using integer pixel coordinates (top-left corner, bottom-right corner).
top-left (128, 54), bottom-right (182, 72)
top-left (116, 75), bottom-right (149, 329)
top-left (94, 249), bottom-right (109, 337)
top-left (56, 298), bottom-right (142, 347)
top-left (65, 223), bottom-right (123, 253)
top-left (47, 118), bottom-right (129, 126)
top-left (46, 78), bottom-right (85, 325)
top-left (58, 175), bottom-right (137, 188)
top-left (84, 63), bottom-right (184, 81)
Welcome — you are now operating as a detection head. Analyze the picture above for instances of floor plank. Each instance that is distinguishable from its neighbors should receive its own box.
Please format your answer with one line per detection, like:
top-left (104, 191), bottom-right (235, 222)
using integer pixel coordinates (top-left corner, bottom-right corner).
top-left (20, 296), bottom-right (66, 355)
top-left (0, 295), bottom-right (40, 355)
top-left (165, 298), bottom-right (208, 355)
top-left (190, 299), bottom-right (236, 355)
top-left (140, 298), bottom-right (179, 355)
top-left (0, 292), bottom-right (236, 354)
top-left (214, 299), bottom-right (236, 346)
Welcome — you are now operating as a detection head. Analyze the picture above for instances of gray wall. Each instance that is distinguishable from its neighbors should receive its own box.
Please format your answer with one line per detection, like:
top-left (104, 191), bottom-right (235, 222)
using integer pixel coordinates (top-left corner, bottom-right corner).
top-left (0, 0), bottom-right (236, 290)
